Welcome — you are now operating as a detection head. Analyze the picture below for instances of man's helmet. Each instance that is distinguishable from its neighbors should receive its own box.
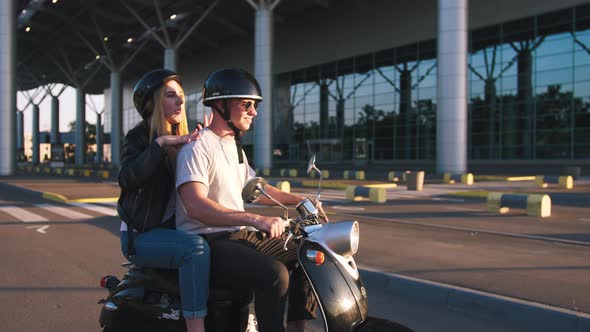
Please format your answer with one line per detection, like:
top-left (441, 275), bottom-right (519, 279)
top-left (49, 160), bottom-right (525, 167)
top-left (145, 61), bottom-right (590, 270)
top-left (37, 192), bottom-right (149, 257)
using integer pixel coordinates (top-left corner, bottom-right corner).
top-left (132, 69), bottom-right (182, 120)
top-left (202, 68), bottom-right (262, 165)
top-left (202, 68), bottom-right (262, 107)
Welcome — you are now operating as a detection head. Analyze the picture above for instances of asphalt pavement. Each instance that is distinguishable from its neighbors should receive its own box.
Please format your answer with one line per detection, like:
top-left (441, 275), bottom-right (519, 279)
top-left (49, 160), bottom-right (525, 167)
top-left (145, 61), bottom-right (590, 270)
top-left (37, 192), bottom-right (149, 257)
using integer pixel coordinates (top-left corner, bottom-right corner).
top-left (1, 173), bottom-right (589, 331)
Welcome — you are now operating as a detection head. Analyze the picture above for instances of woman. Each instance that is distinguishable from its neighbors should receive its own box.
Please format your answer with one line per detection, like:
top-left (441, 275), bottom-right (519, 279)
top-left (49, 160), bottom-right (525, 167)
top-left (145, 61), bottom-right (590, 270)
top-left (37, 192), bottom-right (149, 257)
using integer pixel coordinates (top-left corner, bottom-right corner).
top-left (117, 69), bottom-right (211, 332)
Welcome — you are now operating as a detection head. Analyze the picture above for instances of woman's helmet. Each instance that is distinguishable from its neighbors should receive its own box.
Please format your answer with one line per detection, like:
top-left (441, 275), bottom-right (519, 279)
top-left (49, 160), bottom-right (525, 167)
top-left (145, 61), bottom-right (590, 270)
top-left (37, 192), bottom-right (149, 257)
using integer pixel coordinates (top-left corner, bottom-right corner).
top-left (202, 68), bottom-right (262, 108)
top-left (132, 69), bottom-right (182, 119)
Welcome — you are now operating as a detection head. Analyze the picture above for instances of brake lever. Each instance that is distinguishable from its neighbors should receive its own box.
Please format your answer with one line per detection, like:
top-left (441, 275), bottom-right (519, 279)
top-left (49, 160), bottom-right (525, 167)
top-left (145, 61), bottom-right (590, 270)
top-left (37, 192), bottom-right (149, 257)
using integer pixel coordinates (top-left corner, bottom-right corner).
top-left (283, 232), bottom-right (293, 251)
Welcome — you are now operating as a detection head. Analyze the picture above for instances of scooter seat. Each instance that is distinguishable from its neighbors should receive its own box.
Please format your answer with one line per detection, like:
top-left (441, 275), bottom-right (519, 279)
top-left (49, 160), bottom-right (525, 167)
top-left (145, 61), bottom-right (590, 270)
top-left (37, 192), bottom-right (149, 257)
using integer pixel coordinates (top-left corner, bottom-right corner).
top-left (141, 267), bottom-right (252, 305)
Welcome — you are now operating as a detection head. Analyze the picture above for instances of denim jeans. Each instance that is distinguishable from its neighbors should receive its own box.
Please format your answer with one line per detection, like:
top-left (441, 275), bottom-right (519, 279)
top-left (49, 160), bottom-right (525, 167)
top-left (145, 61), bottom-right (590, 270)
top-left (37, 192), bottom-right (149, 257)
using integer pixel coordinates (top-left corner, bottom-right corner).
top-left (121, 228), bottom-right (210, 318)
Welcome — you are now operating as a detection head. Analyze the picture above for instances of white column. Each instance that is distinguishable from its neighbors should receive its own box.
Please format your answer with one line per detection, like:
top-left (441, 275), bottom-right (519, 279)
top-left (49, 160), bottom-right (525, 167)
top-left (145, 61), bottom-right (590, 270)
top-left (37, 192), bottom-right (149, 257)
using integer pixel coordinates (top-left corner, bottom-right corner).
top-left (96, 112), bottom-right (103, 163)
top-left (164, 48), bottom-right (177, 71)
top-left (110, 71), bottom-right (122, 165)
top-left (0, 0), bottom-right (15, 174)
top-left (32, 105), bottom-right (40, 164)
top-left (436, 0), bottom-right (468, 174)
top-left (50, 96), bottom-right (59, 143)
top-left (16, 111), bottom-right (23, 154)
top-left (75, 88), bottom-right (86, 165)
top-left (253, 6), bottom-right (273, 169)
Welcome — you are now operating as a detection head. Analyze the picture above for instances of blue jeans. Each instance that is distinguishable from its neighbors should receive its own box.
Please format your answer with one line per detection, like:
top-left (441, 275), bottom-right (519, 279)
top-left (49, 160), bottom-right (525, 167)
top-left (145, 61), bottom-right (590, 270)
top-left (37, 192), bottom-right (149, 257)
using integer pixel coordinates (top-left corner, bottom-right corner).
top-left (121, 228), bottom-right (210, 319)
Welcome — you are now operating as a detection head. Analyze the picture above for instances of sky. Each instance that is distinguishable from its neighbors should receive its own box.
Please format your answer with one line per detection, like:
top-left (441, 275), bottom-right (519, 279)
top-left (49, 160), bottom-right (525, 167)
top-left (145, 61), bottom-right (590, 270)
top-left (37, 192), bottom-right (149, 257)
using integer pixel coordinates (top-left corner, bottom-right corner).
top-left (17, 85), bottom-right (104, 135)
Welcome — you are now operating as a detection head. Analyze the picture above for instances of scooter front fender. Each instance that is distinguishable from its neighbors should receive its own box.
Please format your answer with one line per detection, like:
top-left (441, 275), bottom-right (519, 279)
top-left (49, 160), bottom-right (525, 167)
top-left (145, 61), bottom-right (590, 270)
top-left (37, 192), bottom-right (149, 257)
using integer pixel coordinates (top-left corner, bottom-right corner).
top-left (299, 241), bottom-right (368, 331)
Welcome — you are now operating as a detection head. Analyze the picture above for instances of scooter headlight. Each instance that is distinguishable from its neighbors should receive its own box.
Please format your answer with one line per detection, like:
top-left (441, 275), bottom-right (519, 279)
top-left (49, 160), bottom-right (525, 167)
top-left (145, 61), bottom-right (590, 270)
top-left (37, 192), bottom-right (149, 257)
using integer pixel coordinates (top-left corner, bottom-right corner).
top-left (311, 220), bottom-right (360, 257)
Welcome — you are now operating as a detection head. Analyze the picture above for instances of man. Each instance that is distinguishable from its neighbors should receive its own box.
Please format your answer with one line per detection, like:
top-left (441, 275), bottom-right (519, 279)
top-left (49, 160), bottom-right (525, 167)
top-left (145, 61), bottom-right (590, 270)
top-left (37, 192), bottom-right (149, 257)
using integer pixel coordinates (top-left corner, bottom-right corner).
top-left (176, 68), bottom-right (326, 332)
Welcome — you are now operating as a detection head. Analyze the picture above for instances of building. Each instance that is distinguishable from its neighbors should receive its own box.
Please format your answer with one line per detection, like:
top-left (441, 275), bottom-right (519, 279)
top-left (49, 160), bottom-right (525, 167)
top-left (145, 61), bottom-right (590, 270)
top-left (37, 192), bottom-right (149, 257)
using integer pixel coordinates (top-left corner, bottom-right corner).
top-left (5, 0), bottom-right (590, 175)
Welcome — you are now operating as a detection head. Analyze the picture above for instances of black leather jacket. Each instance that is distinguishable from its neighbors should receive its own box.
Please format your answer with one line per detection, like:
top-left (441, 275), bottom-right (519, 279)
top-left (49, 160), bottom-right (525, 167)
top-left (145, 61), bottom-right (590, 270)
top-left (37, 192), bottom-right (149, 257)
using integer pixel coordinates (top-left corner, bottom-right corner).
top-left (117, 121), bottom-right (175, 232)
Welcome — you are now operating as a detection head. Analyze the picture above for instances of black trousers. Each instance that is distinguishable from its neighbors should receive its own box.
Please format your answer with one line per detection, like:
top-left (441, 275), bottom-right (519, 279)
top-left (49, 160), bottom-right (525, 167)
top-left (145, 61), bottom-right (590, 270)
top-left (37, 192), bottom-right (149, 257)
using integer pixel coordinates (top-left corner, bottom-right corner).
top-left (205, 229), bottom-right (317, 332)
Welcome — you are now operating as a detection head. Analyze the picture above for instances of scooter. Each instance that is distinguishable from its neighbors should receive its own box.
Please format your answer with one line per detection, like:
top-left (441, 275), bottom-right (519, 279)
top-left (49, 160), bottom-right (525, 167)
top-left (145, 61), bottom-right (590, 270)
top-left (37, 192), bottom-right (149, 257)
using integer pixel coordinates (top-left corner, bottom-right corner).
top-left (98, 155), bottom-right (413, 332)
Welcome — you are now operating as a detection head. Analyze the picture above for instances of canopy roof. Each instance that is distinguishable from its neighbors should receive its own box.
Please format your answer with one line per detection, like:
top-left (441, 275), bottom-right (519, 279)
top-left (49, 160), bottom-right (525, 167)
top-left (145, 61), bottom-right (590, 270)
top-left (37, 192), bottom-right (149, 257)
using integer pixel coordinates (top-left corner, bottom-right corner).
top-left (15, 0), bottom-right (328, 94)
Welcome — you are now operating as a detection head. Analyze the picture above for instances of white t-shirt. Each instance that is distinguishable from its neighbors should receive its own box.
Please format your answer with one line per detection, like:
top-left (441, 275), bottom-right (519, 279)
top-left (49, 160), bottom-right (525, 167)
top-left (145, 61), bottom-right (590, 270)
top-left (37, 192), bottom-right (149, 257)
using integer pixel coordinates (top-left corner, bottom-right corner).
top-left (175, 128), bottom-right (256, 235)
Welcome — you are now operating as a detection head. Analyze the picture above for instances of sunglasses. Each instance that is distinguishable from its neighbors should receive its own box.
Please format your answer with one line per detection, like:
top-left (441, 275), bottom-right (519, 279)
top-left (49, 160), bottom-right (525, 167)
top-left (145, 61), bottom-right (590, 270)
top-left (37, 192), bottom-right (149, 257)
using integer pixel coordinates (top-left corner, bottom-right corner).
top-left (235, 100), bottom-right (259, 111)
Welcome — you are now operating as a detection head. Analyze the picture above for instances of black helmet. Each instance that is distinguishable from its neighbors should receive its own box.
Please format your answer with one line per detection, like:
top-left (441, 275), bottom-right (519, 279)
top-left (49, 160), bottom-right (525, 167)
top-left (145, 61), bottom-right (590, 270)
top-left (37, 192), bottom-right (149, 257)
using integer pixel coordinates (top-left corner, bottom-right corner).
top-left (133, 69), bottom-right (182, 119)
top-left (202, 68), bottom-right (262, 107)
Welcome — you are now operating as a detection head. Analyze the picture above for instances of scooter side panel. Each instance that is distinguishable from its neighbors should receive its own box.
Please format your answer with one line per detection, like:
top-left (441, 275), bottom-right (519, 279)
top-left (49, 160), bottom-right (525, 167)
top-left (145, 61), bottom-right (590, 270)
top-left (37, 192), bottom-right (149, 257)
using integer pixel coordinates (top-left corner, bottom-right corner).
top-left (299, 241), bottom-right (369, 332)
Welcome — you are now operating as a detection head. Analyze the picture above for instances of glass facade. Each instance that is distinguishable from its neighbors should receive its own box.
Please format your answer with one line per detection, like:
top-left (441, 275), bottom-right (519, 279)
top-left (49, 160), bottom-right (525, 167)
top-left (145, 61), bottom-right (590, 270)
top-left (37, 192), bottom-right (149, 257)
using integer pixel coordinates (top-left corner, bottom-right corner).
top-left (274, 4), bottom-right (590, 163)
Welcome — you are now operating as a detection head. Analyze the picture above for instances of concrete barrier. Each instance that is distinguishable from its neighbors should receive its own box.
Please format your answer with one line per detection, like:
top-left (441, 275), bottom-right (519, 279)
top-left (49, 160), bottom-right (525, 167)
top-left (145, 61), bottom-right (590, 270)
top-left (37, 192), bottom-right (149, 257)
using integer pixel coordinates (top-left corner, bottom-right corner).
top-left (406, 171), bottom-right (425, 191)
top-left (280, 169), bottom-right (298, 177)
top-left (535, 175), bottom-right (574, 189)
top-left (443, 172), bottom-right (474, 185)
top-left (562, 166), bottom-right (581, 179)
top-left (345, 185), bottom-right (387, 203)
top-left (268, 180), bottom-right (290, 193)
top-left (387, 170), bottom-right (408, 182)
top-left (487, 192), bottom-right (551, 218)
top-left (343, 170), bottom-right (365, 180)
top-left (97, 170), bottom-right (110, 179)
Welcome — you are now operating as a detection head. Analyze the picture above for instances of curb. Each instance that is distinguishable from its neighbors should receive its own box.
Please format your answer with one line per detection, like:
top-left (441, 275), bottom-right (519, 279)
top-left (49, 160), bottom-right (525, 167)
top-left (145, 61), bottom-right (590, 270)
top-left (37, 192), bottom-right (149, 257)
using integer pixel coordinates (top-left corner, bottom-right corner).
top-left (359, 268), bottom-right (590, 332)
top-left (0, 181), bottom-right (118, 204)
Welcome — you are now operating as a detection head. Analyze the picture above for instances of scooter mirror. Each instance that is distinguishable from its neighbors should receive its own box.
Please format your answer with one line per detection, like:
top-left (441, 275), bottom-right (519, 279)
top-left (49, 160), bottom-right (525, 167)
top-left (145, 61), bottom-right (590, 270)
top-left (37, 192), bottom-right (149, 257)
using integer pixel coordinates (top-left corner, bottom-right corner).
top-left (242, 177), bottom-right (267, 203)
top-left (307, 154), bottom-right (317, 174)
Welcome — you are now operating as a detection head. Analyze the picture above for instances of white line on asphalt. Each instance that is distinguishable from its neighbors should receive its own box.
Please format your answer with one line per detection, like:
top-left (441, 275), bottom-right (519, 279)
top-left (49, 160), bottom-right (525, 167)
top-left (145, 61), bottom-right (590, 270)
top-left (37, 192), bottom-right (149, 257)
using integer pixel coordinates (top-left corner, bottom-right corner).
top-left (432, 197), bottom-right (466, 203)
top-left (26, 225), bottom-right (49, 234)
top-left (0, 206), bottom-right (48, 222)
top-left (67, 202), bottom-right (117, 216)
top-left (580, 218), bottom-right (590, 222)
top-left (332, 206), bottom-right (365, 211)
top-left (445, 207), bottom-right (484, 212)
top-left (36, 204), bottom-right (93, 219)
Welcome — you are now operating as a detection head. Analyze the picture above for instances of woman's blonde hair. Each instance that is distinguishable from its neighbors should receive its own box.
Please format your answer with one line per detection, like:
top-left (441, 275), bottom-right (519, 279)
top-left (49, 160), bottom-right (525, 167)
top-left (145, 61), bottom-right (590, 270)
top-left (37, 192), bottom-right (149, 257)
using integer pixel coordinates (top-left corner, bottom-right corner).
top-left (146, 79), bottom-right (189, 141)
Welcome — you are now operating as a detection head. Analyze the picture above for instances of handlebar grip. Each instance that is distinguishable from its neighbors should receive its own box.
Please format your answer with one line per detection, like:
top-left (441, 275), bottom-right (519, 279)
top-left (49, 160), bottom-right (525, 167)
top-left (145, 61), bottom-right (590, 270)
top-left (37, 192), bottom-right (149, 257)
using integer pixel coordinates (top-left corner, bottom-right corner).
top-left (283, 218), bottom-right (291, 228)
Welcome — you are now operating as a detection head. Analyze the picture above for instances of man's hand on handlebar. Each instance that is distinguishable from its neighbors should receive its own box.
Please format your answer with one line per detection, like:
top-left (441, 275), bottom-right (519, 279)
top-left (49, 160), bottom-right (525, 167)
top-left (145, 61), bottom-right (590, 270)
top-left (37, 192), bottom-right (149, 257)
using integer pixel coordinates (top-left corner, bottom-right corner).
top-left (254, 215), bottom-right (286, 238)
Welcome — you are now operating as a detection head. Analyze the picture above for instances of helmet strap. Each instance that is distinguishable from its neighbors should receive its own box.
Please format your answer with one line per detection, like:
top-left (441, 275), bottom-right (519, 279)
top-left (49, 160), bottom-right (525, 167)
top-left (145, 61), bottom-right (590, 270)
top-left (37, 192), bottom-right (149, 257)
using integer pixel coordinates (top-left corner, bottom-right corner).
top-left (212, 100), bottom-right (245, 164)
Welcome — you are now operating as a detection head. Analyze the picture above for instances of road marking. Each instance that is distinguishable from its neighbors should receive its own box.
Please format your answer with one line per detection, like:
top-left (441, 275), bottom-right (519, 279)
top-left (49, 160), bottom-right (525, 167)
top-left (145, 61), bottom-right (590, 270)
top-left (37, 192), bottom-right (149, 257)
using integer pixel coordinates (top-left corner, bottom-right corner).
top-left (332, 206), bottom-right (365, 211)
top-left (580, 218), bottom-right (590, 222)
top-left (432, 197), bottom-right (465, 203)
top-left (0, 206), bottom-right (48, 222)
top-left (36, 204), bottom-right (93, 219)
top-left (67, 202), bottom-right (117, 216)
top-left (26, 225), bottom-right (49, 234)
top-left (445, 207), bottom-right (484, 212)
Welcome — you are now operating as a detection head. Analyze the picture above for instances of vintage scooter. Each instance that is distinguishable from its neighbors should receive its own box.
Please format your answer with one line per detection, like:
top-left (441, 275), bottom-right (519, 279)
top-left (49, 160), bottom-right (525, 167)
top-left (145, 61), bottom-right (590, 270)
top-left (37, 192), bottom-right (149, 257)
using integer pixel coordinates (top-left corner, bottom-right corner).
top-left (239, 156), bottom-right (413, 332)
top-left (98, 155), bottom-right (413, 332)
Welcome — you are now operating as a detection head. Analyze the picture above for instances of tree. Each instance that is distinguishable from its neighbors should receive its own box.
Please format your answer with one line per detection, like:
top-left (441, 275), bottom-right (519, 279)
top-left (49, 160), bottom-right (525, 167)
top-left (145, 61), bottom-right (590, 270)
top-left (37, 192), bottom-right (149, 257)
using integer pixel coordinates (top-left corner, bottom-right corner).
top-left (65, 121), bottom-right (97, 163)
